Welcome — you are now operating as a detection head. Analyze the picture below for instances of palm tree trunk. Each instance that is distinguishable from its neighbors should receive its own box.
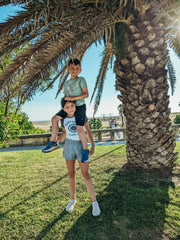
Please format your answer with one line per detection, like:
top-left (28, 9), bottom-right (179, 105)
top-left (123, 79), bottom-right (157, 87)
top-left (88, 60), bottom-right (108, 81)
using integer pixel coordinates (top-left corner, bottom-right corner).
top-left (114, 10), bottom-right (178, 171)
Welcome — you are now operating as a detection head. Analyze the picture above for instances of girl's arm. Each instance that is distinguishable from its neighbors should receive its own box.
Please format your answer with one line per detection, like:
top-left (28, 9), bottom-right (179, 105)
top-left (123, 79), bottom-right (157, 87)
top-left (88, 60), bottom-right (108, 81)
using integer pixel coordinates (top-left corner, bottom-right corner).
top-left (85, 121), bottom-right (95, 155)
top-left (57, 127), bottom-right (66, 144)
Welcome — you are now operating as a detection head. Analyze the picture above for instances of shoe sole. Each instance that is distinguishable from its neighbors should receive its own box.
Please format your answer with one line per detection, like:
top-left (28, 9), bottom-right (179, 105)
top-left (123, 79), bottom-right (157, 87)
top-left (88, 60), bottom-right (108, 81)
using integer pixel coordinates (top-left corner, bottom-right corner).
top-left (92, 212), bottom-right (101, 216)
top-left (42, 146), bottom-right (60, 153)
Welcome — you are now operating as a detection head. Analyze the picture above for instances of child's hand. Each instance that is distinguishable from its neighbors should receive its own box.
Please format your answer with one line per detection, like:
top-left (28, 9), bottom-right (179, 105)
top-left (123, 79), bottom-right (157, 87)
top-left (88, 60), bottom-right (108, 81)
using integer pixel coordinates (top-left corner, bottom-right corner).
top-left (90, 146), bottom-right (94, 155)
top-left (65, 96), bottom-right (73, 101)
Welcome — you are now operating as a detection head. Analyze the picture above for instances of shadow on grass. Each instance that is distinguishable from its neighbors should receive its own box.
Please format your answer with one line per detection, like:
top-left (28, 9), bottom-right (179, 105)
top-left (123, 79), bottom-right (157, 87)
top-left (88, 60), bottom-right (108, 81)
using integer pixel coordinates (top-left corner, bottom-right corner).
top-left (91, 145), bottom-right (125, 163)
top-left (0, 146), bottom-right (124, 219)
top-left (63, 166), bottom-right (174, 240)
top-left (0, 184), bottom-right (23, 201)
top-left (0, 175), bottom-right (69, 218)
top-left (35, 209), bottom-right (67, 240)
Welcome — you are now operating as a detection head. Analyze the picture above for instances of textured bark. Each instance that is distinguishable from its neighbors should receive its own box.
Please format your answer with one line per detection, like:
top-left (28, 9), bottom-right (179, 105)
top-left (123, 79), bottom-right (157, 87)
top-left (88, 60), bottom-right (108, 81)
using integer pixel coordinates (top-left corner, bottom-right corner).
top-left (114, 7), bottom-right (178, 171)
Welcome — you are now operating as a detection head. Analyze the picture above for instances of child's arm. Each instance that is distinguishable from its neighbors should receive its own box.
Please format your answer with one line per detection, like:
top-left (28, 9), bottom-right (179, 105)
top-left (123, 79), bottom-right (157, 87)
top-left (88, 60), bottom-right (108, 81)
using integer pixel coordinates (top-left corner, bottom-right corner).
top-left (65, 86), bottom-right (89, 101)
top-left (85, 121), bottom-right (95, 155)
top-left (57, 127), bottom-right (66, 144)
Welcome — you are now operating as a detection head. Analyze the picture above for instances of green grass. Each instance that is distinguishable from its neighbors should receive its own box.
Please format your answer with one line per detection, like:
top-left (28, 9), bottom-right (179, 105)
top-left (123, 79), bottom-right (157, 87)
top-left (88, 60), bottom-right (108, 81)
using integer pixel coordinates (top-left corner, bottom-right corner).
top-left (0, 143), bottom-right (180, 240)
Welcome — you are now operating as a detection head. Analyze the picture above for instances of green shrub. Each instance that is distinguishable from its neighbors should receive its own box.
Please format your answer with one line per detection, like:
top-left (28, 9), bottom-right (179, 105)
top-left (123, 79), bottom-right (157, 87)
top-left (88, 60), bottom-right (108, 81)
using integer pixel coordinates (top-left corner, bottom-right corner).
top-left (18, 112), bottom-right (46, 134)
top-left (174, 115), bottom-right (180, 124)
top-left (89, 118), bottom-right (102, 129)
top-left (0, 101), bottom-right (46, 147)
top-left (0, 101), bottom-right (23, 147)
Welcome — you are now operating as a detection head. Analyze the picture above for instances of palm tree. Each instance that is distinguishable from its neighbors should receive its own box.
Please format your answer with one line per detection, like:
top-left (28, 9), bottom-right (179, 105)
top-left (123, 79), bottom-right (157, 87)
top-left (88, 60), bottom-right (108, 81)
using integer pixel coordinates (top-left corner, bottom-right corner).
top-left (0, 0), bottom-right (180, 171)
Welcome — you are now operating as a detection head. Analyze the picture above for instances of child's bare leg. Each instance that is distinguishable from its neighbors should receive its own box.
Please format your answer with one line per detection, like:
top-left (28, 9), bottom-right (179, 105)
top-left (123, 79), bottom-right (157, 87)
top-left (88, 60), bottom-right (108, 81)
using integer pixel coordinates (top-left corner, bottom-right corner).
top-left (66, 160), bottom-right (76, 199)
top-left (76, 125), bottom-right (88, 149)
top-left (50, 115), bottom-right (61, 142)
top-left (78, 161), bottom-right (96, 202)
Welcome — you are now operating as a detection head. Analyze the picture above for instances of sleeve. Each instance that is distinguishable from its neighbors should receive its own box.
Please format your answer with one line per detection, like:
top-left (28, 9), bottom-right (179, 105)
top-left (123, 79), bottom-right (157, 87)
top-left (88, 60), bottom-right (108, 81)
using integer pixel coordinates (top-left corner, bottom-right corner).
top-left (79, 77), bottom-right (87, 89)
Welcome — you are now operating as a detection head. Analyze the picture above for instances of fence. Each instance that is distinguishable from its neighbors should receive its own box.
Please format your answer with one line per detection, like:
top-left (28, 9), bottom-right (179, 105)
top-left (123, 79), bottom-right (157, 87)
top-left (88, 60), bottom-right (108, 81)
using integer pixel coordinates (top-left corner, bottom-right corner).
top-left (9, 124), bottom-right (180, 147)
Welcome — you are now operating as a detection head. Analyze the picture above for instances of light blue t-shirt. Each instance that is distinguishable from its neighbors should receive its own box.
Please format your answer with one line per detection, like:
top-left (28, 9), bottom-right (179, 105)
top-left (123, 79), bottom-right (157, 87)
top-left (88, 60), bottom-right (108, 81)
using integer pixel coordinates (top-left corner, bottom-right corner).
top-left (63, 77), bottom-right (87, 106)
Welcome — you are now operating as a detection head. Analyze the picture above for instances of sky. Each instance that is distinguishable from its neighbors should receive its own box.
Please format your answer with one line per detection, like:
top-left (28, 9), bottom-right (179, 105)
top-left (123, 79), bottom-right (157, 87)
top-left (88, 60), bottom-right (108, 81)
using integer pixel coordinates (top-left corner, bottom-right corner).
top-left (0, 4), bottom-right (180, 121)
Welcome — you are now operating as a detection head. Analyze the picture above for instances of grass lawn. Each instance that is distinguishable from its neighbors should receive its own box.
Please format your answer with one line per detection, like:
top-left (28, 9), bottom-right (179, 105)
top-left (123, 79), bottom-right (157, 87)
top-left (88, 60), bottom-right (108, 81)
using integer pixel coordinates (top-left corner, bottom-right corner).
top-left (0, 143), bottom-right (180, 240)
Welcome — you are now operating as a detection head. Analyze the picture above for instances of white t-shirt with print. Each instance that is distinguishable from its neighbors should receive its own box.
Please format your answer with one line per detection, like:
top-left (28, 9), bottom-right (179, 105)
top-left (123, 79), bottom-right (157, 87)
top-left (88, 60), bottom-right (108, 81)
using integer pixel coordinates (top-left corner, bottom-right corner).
top-left (62, 116), bottom-right (81, 141)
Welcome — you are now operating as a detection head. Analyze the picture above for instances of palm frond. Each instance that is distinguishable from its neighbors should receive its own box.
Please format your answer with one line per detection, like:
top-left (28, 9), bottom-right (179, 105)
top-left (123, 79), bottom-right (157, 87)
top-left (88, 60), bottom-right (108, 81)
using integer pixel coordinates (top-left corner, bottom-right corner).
top-left (0, 30), bottom-right (37, 57)
top-left (42, 66), bottom-right (67, 94)
top-left (167, 59), bottom-right (176, 96)
top-left (168, 33), bottom-right (180, 58)
top-left (0, 23), bottom-right (70, 84)
top-left (55, 71), bottom-right (69, 99)
top-left (85, 0), bottom-right (137, 9)
top-left (0, 6), bottom-right (41, 39)
top-left (0, 0), bottom-right (30, 6)
top-left (92, 42), bottom-right (113, 116)
top-left (15, 29), bottom-right (96, 90)
top-left (1, 5), bottom-right (124, 92)
top-left (0, 1), bottom-right (79, 41)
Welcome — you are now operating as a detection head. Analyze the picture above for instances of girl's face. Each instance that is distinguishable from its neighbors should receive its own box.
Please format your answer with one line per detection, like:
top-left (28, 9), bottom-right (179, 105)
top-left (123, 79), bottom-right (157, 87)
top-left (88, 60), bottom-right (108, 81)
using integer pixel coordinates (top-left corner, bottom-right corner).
top-left (63, 102), bottom-right (76, 117)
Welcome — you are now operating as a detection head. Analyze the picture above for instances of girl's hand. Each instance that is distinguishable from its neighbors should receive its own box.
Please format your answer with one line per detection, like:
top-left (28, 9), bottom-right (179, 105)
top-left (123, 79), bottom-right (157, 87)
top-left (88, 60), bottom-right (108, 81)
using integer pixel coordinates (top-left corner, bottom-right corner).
top-left (90, 146), bottom-right (94, 155)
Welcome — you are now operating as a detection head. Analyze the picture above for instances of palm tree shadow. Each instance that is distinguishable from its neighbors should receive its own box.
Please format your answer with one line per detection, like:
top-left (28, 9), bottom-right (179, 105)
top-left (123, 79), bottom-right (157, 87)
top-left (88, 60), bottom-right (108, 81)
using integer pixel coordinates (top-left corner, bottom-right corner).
top-left (0, 146), bottom-right (124, 218)
top-left (35, 209), bottom-right (67, 240)
top-left (64, 166), bottom-right (174, 240)
top-left (0, 174), bottom-right (68, 218)
top-left (0, 184), bottom-right (23, 201)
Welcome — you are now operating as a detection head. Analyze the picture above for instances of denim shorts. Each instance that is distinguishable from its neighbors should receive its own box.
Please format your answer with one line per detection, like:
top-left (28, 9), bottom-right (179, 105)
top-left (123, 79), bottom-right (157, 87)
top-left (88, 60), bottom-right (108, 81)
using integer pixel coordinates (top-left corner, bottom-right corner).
top-left (63, 138), bottom-right (86, 161)
top-left (56, 104), bottom-right (86, 126)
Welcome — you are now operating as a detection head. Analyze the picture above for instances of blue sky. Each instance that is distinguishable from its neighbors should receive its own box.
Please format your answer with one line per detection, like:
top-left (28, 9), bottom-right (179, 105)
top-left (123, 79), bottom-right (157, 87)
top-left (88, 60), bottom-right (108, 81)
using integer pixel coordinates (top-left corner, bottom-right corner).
top-left (0, 4), bottom-right (180, 121)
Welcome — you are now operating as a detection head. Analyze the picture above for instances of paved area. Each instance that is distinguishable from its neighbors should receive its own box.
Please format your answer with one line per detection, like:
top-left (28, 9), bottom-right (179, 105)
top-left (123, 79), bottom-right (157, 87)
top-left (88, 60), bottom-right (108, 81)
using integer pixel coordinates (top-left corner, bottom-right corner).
top-left (0, 140), bottom-right (126, 152)
top-left (1, 137), bottom-right (179, 152)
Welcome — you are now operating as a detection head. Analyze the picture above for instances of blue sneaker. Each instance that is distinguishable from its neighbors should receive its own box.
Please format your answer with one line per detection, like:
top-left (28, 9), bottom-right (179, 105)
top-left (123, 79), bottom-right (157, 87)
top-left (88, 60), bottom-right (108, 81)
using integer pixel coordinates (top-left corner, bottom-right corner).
top-left (81, 149), bottom-right (89, 162)
top-left (42, 141), bottom-right (60, 153)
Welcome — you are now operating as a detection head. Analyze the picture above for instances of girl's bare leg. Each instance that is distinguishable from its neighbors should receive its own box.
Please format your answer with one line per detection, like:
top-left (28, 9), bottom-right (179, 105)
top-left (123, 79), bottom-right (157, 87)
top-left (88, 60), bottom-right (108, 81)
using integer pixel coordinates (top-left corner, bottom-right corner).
top-left (78, 161), bottom-right (97, 202)
top-left (66, 160), bottom-right (76, 199)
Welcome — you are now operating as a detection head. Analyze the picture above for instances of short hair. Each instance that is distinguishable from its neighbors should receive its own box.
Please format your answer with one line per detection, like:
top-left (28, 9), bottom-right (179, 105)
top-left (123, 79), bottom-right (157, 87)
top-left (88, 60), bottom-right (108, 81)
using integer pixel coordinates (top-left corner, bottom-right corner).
top-left (68, 58), bottom-right (81, 66)
top-left (61, 97), bottom-right (75, 108)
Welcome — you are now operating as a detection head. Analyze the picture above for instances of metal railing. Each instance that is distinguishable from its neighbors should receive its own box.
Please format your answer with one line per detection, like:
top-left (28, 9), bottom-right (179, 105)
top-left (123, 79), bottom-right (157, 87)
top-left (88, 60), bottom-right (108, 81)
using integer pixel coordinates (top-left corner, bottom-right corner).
top-left (9, 124), bottom-right (180, 147)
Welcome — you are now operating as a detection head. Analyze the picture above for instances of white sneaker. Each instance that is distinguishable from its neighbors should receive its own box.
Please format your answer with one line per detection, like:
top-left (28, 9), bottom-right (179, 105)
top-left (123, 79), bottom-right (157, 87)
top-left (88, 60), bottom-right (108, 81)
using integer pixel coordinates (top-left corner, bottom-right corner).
top-left (66, 199), bottom-right (76, 212)
top-left (92, 202), bottom-right (101, 216)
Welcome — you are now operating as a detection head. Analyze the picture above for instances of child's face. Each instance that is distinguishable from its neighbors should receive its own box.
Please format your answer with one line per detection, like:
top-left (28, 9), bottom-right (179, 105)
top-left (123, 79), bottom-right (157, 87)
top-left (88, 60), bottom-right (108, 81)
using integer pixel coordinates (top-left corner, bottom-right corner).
top-left (63, 102), bottom-right (76, 117)
top-left (67, 64), bottom-right (81, 79)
